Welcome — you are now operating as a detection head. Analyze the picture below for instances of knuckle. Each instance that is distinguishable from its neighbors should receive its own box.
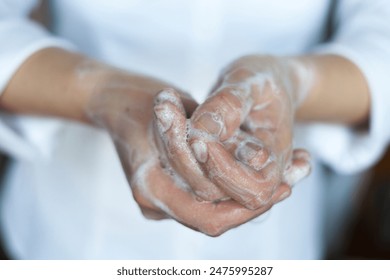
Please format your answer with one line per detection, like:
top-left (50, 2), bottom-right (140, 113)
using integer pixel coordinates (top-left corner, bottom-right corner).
top-left (244, 190), bottom-right (273, 210)
top-left (245, 197), bottom-right (266, 210)
top-left (204, 225), bottom-right (224, 237)
top-left (194, 186), bottom-right (227, 202)
top-left (225, 67), bottom-right (253, 83)
top-left (132, 189), bottom-right (148, 207)
top-left (198, 220), bottom-right (226, 237)
top-left (132, 188), bottom-right (167, 220)
top-left (217, 88), bottom-right (244, 108)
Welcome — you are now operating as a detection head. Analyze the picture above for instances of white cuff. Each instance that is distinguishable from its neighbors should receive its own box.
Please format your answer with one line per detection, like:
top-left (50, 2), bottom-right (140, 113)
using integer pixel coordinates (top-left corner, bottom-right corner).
top-left (304, 43), bottom-right (390, 174)
top-left (0, 18), bottom-right (75, 94)
top-left (0, 18), bottom-right (76, 160)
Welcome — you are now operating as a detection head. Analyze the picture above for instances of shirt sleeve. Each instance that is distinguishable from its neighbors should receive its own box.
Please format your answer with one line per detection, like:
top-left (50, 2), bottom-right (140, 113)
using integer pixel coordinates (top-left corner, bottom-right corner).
top-left (0, 0), bottom-right (75, 160)
top-left (304, 0), bottom-right (390, 174)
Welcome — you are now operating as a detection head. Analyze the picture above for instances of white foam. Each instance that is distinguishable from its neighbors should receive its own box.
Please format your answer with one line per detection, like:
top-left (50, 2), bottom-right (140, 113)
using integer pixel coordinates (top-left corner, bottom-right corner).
top-left (284, 162), bottom-right (311, 186)
top-left (252, 100), bottom-right (272, 111)
top-left (154, 104), bottom-right (175, 133)
top-left (286, 58), bottom-right (315, 108)
top-left (132, 157), bottom-right (157, 193)
top-left (155, 89), bottom-right (183, 110)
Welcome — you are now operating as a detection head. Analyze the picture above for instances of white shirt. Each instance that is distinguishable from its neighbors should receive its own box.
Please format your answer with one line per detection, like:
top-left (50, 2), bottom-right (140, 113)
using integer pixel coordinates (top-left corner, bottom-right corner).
top-left (0, 0), bottom-right (390, 259)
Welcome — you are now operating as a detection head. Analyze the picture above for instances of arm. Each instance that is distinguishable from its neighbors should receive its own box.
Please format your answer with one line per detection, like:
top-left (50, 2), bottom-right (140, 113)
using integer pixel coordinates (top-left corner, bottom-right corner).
top-left (296, 55), bottom-right (370, 125)
top-left (300, 0), bottom-right (390, 173)
top-left (1, 47), bottom-right (289, 236)
top-left (6, 52), bottom-right (361, 217)
top-left (0, 0), bottom-right (385, 234)
top-left (0, 50), bottom-right (370, 128)
top-left (183, 0), bottom-right (390, 204)
top-left (0, 48), bottom-right (93, 122)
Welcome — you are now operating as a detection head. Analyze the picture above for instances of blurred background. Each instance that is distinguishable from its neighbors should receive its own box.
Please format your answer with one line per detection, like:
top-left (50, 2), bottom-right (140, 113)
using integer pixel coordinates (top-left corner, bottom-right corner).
top-left (325, 149), bottom-right (390, 260)
top-left (0, 149), bottom-right (389, 260)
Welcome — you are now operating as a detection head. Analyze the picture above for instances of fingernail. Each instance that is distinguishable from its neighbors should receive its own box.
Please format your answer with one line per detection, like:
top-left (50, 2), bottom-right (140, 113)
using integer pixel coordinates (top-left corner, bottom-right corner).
top-left (236, 142), bottom-right (268, 170)
top-left (236, 142), bottom-right (260, 162)
top-left (191, 140), bottom-right (208, 163)
top-left (154, 105), bottom-right (174, 133)
top-left (194, 113), bottom-right (223, 136)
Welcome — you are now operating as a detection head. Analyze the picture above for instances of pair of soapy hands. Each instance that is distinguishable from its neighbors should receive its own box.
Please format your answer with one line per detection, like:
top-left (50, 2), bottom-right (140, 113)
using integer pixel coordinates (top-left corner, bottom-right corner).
top-left (88, 55), bottom-right (311, 236)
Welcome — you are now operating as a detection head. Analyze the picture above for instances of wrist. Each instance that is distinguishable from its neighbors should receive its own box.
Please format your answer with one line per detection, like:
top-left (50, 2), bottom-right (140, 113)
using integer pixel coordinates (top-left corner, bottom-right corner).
top-left (70, 59), bottom-right (128, 125)
top-left (229, 55), bottom-right (313, 111)
top-left (284, 57), bottom-right (316, 110)
top-left (0, 47), bottom-right (132, 125)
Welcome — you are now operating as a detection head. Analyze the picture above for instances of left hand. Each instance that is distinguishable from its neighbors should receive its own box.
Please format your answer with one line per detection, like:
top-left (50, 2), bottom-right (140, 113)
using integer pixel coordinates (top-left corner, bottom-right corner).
top-left (186, 55), bottom-right (311, 209)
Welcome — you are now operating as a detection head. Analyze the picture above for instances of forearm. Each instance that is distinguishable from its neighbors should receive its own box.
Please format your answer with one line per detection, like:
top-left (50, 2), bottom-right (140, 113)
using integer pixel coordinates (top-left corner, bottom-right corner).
top-left (295, 55), bottom-right (370, 125)
top-left (0, 48), bottom-right (94, 123)
top-left (0, 48), bottom-right (171, 124)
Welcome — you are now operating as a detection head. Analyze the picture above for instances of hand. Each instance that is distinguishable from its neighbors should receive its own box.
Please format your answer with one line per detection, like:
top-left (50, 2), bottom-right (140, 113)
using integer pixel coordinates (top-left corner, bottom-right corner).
top-left (188, 55), bottom-right (311, 210)
top-left (86, 70), bottom-right (286, 236)
top-left (1, 47), bottom-right (366, 235)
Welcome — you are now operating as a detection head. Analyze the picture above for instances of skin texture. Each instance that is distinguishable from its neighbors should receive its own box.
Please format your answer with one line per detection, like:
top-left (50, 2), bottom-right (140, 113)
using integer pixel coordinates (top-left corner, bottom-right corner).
top-left (186, 56), bottom-right (311, 209)
top-left (86, 77), bottom-right (292, 235)
top-left (0, 48), bottom-right (370, 235)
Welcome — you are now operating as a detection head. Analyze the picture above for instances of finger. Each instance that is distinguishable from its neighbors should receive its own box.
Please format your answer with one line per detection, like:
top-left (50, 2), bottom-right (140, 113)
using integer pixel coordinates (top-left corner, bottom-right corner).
top-left (283, 149), bottom-right (311, 186)
top-left (266, 150), bottom-right (311, 205)
top-left (207, 65), bottom-right (253, 96)
top-left (190, 85), bottom-right (252, 142)
top-left (226, 130), bottom-right (271, 171)
top-left (225, 130), bottom-right (294, 204)
top-left (140, 207), bottom-right (170, 220)
top-left (133, 163), bottom-right (291, 224)
top-left (242, 81), bottom-right (293, 154)
top-left (190, 137), bottom-right (281, 210)
top-left (144, 163), bottom-right (276, 236)
top-left (153, 89), bottom-right (227, 201)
